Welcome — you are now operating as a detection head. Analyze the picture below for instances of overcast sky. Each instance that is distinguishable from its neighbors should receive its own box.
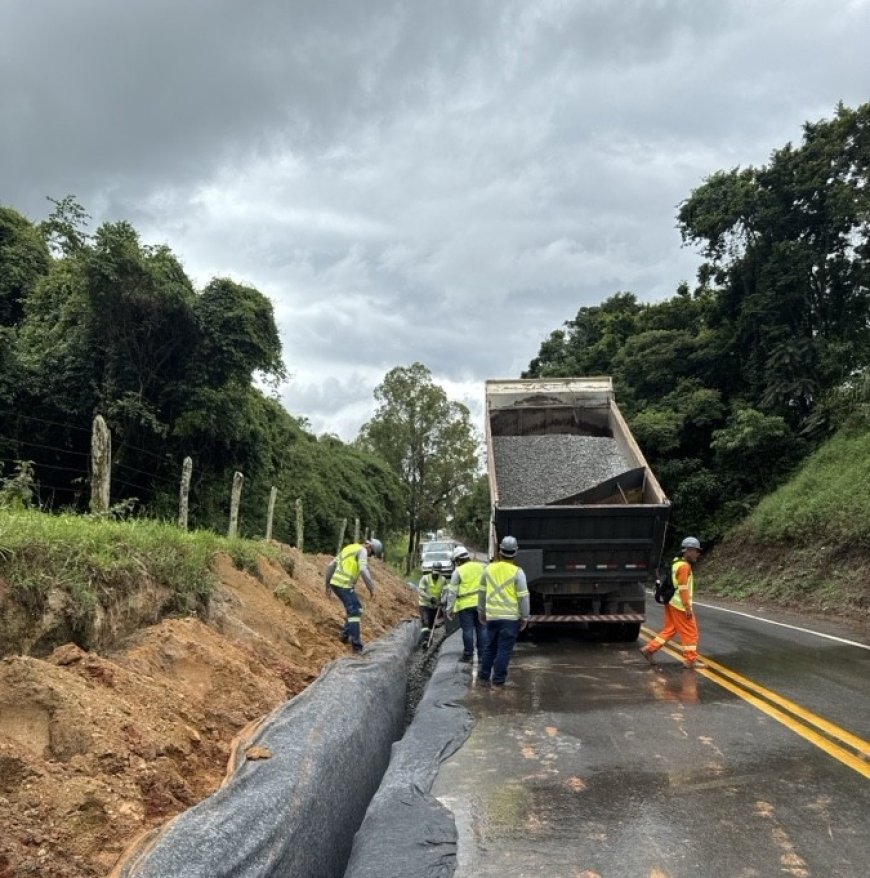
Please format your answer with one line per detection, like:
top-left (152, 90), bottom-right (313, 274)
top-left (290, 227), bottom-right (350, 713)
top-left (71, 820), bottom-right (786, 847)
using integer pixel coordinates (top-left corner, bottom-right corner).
top-left (2, 1), bottom-right (869, 440)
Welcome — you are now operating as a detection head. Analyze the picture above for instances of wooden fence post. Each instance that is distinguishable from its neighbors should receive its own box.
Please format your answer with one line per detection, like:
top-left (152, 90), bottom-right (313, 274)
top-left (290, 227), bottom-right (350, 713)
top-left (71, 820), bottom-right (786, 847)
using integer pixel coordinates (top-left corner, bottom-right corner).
top-left (336, 517), bottom-right (347, 556)
top-left (90, 415), bottom-right (111, 513)
top-left (178, 456), bottom-right (193, 530)
top-left (228, 471), bottom-right (244, 538)
top-left (295, 498), bottom-right (304, 552)
top-left (265, 486), bottom-right (277, 541)
top-left (353, 517), bottom-right (360, 543)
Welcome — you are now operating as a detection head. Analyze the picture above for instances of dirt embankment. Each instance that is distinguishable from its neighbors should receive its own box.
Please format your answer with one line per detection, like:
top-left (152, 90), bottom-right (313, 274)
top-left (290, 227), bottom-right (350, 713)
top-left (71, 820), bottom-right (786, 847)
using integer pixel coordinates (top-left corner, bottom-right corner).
top-left (702, 535), bottom-right (870, 620)
top-left (0, 548), bottom-right (418, 878)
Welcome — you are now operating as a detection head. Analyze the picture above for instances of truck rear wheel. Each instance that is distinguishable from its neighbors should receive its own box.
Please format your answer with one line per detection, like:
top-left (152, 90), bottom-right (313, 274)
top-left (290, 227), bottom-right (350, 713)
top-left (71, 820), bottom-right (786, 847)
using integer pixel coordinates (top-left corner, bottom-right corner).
top-left (615, 622), bottom-right (641, 642)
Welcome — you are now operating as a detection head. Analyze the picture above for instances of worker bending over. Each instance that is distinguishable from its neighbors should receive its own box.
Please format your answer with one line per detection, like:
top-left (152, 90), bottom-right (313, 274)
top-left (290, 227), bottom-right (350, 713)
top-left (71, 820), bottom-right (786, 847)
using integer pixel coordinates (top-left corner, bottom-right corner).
top-left (324, 537), bottom-right (383, 654)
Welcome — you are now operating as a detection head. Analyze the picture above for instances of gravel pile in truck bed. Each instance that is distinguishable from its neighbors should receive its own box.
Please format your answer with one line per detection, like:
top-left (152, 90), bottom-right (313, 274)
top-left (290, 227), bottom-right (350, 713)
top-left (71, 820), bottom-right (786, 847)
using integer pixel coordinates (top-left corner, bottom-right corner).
top-left (493, 434), bottom-right (630, 506)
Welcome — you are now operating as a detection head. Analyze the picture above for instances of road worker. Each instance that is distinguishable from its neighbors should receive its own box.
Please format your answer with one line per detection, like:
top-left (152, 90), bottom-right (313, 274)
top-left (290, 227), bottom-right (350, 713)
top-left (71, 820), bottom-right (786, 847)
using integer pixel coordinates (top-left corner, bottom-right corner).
top-left (417, 560), bottom-right (448, 648)
top-left (445, 545), bottom-right (487, 663)
top-left (640, 536), bottom-right (707, 669)
top-left (324, 536), bottom-right (383, 654)
top-left (477, 535), bottom-right (530, 687)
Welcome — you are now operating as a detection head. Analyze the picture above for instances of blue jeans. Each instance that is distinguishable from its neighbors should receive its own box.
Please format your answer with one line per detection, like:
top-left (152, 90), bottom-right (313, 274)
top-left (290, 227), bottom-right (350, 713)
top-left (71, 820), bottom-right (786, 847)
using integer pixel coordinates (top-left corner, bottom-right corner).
top-left (479, 619), bottom-right (520, 684)
top-left (331, 586), bottom-right (363, 649)
top-left (457, 607), bottom-right (487, 658)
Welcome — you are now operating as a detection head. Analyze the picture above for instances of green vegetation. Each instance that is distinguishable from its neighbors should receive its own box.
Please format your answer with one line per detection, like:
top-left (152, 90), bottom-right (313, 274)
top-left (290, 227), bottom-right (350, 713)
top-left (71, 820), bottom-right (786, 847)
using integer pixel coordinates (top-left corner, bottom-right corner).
top-left (736, 428), bottom-right (870, 546)
top-left (0, 507), bottom-right (276, 619)
top-left (526, 101), bottom-right (870, 552)
top-left (357, 362), bottom-right (479, 566)
top-left (0, 199), bottom-right (405, 552)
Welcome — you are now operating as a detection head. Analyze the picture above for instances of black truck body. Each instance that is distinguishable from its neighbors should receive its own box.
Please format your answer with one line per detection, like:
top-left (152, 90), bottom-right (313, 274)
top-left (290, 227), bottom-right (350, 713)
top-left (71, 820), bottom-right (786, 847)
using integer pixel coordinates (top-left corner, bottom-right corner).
top-left (485, 377), bottom-right (670, 640)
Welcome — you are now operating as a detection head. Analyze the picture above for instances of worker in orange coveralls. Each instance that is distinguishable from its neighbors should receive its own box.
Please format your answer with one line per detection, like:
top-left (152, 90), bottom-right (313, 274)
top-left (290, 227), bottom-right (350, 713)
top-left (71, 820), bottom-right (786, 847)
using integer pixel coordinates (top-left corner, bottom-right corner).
top-left (640, 536), bottom-right (707, 669)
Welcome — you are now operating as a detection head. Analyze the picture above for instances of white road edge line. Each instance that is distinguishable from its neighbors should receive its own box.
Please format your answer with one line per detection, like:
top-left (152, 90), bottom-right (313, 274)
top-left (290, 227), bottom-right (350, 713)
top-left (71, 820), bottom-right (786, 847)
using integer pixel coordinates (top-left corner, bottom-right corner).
top-left (645, 590), bottom-right (869, 649)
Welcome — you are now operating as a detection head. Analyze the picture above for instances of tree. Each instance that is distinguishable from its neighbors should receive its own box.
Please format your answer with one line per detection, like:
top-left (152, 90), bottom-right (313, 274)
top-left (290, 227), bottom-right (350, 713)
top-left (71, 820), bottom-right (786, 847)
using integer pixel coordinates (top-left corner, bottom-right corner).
top-left (524, 292), bottom-right (642, 378)
top-left (0, 206), bottom-right (51, 326)
top-left (356, 363), bottom-right (479, 566)
top-left (710, 407), bottom-right (803, 496)
top-left (678, 102), bottom-right (870, 423)
top-left (192, 278), bottom-right (286, 389)
top-left (451, 474), bottom-right (491, 552)
top-left (38, 195), bottom-right (91, 257)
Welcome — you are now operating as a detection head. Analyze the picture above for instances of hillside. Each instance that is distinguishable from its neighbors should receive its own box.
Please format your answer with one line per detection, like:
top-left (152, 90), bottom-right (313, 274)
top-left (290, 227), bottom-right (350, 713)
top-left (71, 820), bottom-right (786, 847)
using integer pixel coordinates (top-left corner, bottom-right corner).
top-left (0, 513), bottom-right (418, 878)
top-left (702, 427), bottom-right (870, 618)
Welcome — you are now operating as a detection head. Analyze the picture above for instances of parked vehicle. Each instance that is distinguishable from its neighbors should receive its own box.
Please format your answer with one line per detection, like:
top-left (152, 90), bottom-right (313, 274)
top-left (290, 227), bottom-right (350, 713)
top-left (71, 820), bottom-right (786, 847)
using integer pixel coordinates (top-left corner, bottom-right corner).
top-left (485, 376), bottom-right (670, 641)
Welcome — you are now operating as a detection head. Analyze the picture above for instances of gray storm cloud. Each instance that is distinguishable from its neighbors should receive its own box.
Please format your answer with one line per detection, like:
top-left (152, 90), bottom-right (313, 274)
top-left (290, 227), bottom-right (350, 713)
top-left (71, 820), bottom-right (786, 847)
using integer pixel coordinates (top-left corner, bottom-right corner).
top-left (2, 0), bottom-right (869, 439)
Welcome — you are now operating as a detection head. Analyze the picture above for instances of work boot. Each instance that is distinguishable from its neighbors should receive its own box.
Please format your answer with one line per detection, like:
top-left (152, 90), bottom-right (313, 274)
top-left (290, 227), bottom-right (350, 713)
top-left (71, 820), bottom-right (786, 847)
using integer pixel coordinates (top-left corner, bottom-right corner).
top-left (459, 653), bottom-right (473, 663)
top-left (352, 644), bottom-right (364, 655)
top-left (339, 631), bottom-right (349, 644)
top-left (683, 659), bottom-right (707, 669)
top-left (639, 646), bottom-right (655, 665)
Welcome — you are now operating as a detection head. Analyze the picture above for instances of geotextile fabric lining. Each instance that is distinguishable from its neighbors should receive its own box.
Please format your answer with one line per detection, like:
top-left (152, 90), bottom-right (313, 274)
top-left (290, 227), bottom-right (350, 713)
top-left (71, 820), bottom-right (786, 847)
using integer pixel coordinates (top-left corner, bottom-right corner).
top-left (113, 621), bottom-right (418, 878)
top-left (343, 630), bottom-right (474, 878)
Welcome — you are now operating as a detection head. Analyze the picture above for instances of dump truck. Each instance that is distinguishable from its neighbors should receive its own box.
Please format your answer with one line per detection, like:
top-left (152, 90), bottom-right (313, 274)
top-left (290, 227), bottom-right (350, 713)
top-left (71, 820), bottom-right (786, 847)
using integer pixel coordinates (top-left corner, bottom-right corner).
top-left (485, 377), bottom-right (670, 641)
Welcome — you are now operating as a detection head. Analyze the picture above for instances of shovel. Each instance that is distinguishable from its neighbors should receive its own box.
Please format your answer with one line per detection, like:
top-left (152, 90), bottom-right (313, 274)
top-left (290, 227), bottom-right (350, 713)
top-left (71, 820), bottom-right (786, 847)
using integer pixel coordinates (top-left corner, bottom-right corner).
top-left (426, 606), bottom-right (442, 649)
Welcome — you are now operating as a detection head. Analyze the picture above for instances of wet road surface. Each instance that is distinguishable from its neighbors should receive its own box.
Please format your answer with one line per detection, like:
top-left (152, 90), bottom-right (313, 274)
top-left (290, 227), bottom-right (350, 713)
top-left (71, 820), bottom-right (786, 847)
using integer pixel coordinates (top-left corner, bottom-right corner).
top-left (431, 608), bottom-right (870, 878)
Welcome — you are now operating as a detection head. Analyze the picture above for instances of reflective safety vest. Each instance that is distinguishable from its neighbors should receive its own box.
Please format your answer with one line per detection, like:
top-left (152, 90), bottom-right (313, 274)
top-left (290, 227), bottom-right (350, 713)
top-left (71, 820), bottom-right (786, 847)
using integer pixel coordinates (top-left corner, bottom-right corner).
top-left (330, 543), bottom-right (365, 589)
top-left (669, 558), bottom-right (694, 612)
top-left (418, 573), bottom-right (446, 606)
top-left (453, 561), bottom-right (485, 612)
top-left (482, 560), bottom-right (527, 620)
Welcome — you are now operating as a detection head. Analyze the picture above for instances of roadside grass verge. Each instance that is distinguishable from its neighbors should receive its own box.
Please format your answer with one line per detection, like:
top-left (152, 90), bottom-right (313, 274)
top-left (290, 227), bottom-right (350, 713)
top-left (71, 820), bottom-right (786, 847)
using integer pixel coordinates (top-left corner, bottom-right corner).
top-left (0, 508), bottom-right (278, 621)
top-left (705, 427), bottom-right (870, 615)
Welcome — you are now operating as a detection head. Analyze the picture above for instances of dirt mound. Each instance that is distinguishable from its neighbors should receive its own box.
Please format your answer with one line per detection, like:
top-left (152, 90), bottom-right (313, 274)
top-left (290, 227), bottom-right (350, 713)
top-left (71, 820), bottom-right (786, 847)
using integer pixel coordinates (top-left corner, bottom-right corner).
top-left (0, 548), bottom-right (417, 878)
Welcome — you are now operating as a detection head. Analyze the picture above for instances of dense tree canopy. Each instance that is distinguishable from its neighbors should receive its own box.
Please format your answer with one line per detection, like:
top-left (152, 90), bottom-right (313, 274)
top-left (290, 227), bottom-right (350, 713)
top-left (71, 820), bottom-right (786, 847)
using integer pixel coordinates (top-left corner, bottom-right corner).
top-left (0, 200), bottom-right (403, 552)
top-left (526, 101), bottom-right (870, 545)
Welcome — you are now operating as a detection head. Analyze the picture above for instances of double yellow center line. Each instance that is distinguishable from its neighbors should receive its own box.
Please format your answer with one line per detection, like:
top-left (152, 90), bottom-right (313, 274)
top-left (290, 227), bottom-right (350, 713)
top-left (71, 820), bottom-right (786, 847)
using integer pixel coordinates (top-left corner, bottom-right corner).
top-left (640, 627), bottom-right (870, 779)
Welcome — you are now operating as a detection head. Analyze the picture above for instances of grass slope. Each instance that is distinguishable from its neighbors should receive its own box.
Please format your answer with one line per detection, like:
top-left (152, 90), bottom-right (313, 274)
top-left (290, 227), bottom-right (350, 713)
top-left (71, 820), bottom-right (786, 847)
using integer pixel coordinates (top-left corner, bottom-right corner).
top-left (703, 428), bottom-right (870, 617)
top-left (0, 510), bottom-right (282, 654)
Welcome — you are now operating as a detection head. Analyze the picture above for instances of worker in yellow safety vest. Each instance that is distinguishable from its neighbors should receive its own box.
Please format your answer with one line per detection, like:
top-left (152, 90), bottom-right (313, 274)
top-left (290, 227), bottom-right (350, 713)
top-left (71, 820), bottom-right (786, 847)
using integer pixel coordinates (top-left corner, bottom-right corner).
top-left (477, 535), bottom-right (530, 687)
top-left (445, 545), bottom-right (487, 663)
top-left (324, 537), bottom-right (383, 653)
top-left (640, 536), bottom-right (707, 669)
top-left (417, 561), bottom-right (448, 648)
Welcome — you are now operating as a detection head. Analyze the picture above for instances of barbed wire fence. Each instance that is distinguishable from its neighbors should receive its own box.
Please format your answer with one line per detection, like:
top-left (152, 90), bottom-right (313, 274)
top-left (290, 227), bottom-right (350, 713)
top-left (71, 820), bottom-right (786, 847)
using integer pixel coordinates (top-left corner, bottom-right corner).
top-left (0, 411), bottom-right (375, 555)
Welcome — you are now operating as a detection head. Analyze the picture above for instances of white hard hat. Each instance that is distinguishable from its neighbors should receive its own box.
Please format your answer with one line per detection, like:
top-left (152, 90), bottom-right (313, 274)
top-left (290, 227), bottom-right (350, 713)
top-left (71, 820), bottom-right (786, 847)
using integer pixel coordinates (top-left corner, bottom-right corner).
top-left (452, 545), bottom-right (470, 561)
top-left (499, 535), bottom-right (518, 557)
top-left (367, 537), bottom-right (384, 557)
top-left (681, 536), bottom-right (701, 551)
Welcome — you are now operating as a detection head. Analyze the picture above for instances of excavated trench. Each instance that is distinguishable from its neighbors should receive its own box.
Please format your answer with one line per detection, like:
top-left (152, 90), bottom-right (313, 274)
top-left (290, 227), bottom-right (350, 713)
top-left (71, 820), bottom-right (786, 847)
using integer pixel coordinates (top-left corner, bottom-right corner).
top-left (112, 620), bottom-right (473, 878)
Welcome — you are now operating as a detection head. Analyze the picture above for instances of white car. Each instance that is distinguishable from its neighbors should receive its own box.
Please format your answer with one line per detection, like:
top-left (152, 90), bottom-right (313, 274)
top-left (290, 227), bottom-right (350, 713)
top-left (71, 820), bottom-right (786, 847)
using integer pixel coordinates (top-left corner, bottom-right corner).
top-left (420, 540), bottom-right (455, 575)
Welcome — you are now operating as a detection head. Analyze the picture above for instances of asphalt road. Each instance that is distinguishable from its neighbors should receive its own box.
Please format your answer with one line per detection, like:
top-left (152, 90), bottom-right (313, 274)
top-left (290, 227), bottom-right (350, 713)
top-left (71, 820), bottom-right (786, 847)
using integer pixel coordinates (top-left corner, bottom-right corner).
top-left (431, 598), bottom-right (870, 878)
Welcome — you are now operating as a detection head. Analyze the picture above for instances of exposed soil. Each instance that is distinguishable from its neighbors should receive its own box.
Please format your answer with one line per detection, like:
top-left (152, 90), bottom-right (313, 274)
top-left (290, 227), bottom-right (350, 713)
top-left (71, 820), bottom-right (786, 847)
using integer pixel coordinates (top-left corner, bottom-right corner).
top-left (0, 548), bottom-right (418, 878)
top-left (701, 534), bottom-right (870, 622)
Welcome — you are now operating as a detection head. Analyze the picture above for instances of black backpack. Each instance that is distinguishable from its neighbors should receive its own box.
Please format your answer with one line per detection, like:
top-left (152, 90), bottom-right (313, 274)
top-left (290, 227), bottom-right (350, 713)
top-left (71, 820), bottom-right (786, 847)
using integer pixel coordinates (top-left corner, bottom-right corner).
top-left (654, 558), bottom-right (677, 605)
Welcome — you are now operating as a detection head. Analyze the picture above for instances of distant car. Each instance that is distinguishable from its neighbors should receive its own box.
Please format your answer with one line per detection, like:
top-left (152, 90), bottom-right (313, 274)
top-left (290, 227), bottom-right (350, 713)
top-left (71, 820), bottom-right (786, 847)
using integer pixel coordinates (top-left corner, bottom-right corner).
top-left (420, 540), bottom-right (455, 575)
